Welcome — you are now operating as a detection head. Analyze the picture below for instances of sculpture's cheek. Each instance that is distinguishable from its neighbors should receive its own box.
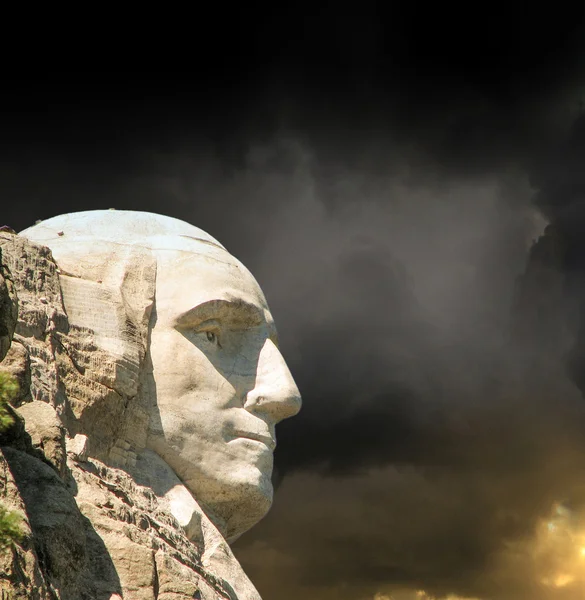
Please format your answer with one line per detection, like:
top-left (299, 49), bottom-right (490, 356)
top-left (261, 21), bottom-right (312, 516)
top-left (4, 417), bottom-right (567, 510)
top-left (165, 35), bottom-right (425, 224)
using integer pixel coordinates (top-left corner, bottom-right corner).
top-left (151, 329), bottom-right (211, 390)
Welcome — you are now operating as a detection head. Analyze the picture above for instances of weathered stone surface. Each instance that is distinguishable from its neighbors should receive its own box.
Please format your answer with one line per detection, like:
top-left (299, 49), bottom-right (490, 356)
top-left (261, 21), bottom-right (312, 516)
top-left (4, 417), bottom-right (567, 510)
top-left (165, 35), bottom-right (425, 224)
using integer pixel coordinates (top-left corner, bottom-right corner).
top-left (70, 457), bottom-right (225, 599)
top-left (0, 245), bottom-right (17, 363)
top-left (16, 401), bottom-right (67, 478)
top-left (0, 232), bottom-right (68, 416)
top-left (66, 433), bottom-right (89, 462)
top-left (0, 446), bottom-right (242, 599)
top-left (0, 211), bottom-right (303, 599)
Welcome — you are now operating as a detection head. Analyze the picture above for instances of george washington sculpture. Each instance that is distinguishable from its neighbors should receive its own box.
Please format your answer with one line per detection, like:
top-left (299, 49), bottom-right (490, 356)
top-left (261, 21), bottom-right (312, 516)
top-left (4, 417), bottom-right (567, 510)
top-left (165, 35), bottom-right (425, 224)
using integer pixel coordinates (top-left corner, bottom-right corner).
top-left (0, 210), bottom-right (301, 600)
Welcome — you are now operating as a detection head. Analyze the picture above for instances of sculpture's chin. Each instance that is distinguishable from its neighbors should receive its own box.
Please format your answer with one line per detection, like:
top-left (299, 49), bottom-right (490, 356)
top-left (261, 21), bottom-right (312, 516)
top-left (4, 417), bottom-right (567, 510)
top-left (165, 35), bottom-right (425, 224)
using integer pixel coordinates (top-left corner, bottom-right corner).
top-left (146, 432), bottom-right (275, 542)
top-left (188, 472), bottom-right (274, 543)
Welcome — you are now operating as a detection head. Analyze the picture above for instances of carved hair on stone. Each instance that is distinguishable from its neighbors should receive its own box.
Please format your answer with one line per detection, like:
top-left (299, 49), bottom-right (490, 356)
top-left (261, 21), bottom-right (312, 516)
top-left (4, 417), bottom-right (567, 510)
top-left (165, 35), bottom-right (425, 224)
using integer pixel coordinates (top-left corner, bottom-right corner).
top-left (0, 228), bottom-right (153, 464)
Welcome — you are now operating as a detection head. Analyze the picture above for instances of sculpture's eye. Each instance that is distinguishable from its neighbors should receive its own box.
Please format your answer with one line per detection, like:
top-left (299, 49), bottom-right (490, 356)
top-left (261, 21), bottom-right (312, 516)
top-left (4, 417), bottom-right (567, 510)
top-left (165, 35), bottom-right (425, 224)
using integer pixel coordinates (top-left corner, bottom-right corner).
top-left (188, 319), bottom-right (223, 348)
top-left (204, 330), bottom-right (222, 348)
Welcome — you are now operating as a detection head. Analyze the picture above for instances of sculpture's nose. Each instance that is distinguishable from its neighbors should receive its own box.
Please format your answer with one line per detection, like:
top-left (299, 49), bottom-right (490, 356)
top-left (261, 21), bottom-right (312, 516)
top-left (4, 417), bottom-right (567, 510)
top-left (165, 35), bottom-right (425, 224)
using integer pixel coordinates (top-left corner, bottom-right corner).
top-left (244, 338), bottom-right (302, 423)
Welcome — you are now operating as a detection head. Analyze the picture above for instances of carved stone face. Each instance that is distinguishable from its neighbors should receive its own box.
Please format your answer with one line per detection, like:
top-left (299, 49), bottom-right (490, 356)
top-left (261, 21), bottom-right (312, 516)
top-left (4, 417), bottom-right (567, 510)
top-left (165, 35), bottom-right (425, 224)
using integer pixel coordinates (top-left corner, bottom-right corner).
top-left (148, 245), bottom-right (301, 539)
top-left (20, 210), bottom-right (302, 542)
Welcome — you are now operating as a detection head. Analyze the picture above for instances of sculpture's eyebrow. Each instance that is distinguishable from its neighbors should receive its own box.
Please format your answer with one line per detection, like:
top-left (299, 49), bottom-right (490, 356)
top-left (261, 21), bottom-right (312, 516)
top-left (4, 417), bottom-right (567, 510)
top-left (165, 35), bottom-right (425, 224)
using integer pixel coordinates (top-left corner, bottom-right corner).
top-left (174, 298), bottom-right (266, 329)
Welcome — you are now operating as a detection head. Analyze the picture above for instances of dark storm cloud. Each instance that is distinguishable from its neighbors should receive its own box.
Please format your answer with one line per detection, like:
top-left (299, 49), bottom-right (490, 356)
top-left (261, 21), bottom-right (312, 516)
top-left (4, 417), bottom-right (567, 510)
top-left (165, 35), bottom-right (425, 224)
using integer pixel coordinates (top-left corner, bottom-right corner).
top-left (2, 13), bottom-right (585, 598)
top-left (5, 128), bottom-right (581, 599)
top-left (218, 136), bottom-right (585, 600)
top-left (226, 115), bottom-right (585, 599)
top-left (227, 118), bottom-right (585, 600)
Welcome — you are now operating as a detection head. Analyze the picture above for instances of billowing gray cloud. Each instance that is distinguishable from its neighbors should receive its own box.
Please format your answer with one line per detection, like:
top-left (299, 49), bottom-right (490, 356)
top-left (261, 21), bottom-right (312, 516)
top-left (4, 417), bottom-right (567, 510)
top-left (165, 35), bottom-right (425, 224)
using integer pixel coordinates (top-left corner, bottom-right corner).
top-left (2, 44), bottom-right (585, 600)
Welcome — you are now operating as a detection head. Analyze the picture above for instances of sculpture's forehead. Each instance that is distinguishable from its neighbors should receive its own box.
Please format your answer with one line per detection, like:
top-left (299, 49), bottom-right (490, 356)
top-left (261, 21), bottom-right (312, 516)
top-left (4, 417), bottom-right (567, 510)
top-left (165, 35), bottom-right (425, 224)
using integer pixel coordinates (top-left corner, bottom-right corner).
top-left (154, 248), bottom-right (272, 317)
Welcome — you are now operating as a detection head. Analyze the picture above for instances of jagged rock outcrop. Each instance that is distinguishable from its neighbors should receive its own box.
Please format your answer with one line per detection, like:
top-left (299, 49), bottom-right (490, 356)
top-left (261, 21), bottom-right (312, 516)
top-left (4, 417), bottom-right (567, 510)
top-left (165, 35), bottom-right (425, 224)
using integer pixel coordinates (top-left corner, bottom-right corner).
top-left (0, 231), bottom-right (259, 600)
top-left (511, 223), bottom-right (570, 357)
top-left (0, 246), bottom-right (17, 363)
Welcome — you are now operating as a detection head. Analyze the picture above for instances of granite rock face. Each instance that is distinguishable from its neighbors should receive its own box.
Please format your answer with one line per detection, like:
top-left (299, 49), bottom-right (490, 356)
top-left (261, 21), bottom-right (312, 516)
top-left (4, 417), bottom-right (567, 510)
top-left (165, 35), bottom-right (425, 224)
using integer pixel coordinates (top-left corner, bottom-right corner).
top-left (0, 231), bottom-right (262, 600)
top-left (511, 223), bottom-right (569, 356)
top-left (0, 246), bottom-right (17, 363)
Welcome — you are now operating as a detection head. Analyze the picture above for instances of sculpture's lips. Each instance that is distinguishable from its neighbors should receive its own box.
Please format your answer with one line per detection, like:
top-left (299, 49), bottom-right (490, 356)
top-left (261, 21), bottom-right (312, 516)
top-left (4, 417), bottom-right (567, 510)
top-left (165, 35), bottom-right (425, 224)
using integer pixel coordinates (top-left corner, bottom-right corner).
top-left (232, 431), bottom-right (276, 451)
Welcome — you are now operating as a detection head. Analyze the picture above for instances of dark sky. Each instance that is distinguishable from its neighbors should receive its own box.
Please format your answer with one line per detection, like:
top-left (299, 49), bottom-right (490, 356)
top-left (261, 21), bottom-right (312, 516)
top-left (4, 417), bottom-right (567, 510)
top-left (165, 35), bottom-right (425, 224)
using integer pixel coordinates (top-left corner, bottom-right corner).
top-left (4, 6), bottom-right (585, 599)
